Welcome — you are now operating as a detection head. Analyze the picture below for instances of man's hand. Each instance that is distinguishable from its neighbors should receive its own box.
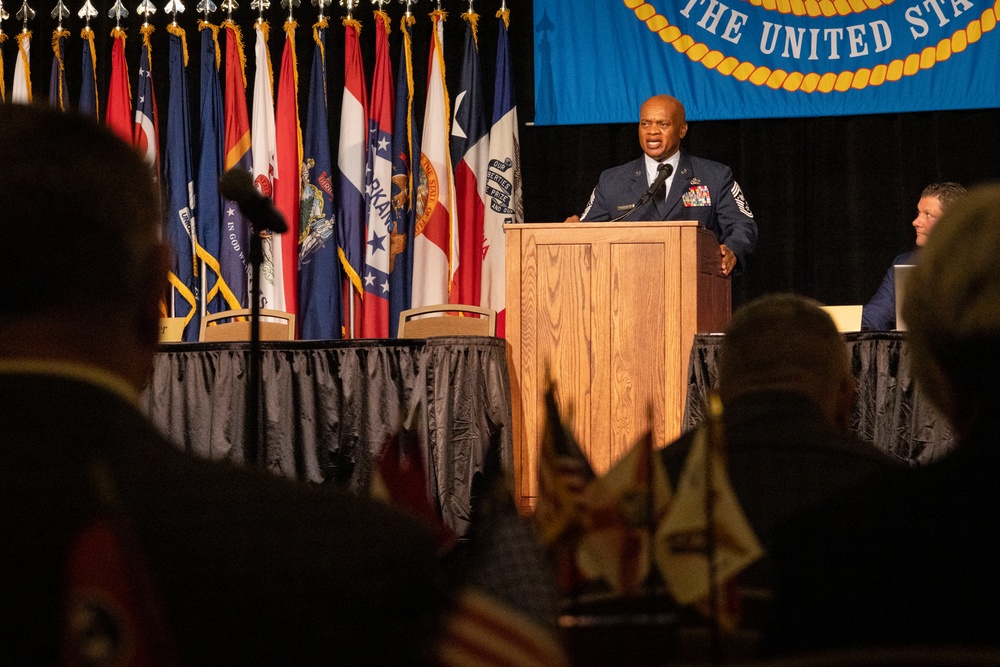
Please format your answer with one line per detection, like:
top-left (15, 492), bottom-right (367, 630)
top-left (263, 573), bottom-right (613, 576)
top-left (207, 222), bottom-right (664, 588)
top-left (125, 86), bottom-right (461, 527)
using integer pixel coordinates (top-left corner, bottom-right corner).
top-left (720, 243), bottom-right (737, 276)
top-left (564, 215), bottom-right (581, 223)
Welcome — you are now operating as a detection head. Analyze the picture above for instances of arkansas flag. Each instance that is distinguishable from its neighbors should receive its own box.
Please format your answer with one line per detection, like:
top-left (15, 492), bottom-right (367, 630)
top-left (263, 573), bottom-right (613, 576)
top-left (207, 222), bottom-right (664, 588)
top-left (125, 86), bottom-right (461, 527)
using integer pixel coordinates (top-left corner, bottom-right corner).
top-left (449, 10), bottom-right (489, 307)
top-left (412, 10), bottom-right (456, 308)
top-left (361, 11), bottom-right (395, 338)
top-left (483, 9), bottom-right (522, 338)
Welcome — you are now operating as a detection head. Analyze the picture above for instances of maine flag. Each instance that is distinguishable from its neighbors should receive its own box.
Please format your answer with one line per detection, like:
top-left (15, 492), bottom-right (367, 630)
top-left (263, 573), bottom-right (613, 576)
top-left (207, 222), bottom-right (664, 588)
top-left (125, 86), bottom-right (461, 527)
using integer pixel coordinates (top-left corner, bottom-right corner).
top-left (49, 27), bottom-right (70, 110)
top-left (79, 27), bottom-right (98, 117)
top-left (106, 28), bottom-right (132, 145)
top-left (196, 21), bottom-right (239, 314)
top-left (450, 10), bottom-right (489, 307)
top-left (251, 21), bottom-right (283, 312)
top-left (412, 10), bottom-right (456, 308)
top-left (336, 16), bottom-right (368, 336)
top-left (220, 20), bottom-right (252, 306)
top-left (274, 18), bottom-right (302, 318)
top-left (163, 25), bottom-right (200, 341)
top-left (135, 26), bottom-right (161, 180)
top-left (483, 8), bottom-right (522, 338)
top-left (299, 19), bottom-right (343, 340)
top-left (361, 10), bottom-right (395, 339)
top-left (387, 15), bottom-right (419, 338)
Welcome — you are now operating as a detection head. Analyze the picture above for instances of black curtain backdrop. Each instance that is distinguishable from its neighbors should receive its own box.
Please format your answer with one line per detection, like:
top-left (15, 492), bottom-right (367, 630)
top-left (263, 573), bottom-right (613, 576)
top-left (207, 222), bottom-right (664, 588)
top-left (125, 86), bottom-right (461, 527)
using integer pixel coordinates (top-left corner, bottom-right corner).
top-left (8, 0), bottom-right (999, 310)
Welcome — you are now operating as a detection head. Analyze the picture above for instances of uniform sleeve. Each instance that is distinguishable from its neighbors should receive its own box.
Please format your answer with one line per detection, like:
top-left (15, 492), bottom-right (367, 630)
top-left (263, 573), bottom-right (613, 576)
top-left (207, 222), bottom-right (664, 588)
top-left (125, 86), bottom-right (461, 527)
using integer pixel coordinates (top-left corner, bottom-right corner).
top-left (580, 180), bottom-right (612, 222)
top-left (712, 168), bottom-right (757, 272)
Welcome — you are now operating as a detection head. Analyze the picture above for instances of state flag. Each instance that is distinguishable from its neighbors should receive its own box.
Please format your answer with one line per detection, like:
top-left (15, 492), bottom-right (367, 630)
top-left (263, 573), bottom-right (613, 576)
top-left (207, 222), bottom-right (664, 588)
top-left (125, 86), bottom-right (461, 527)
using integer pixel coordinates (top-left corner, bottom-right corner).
top-left (250, 21), bottom-right (283, 312)
top-left (361, 10), bottom-right (395, 338)
top-left (163, 25), bottom-right (201, 342)
top-left (106, 28), bottom-right (132, 145)
top-left (220, 20), bottom-right (252, 306)
top-left (336, 17), bottom-right (368, 336)
top-left (49, 27), bottom-right (70, 110)
top-left (12, 30), bottom-right (32, 104)
top-left (274, 19), bottom-right (302, 318)
top-left (298, 19), bottom-right (343, 340)
top-left (79, 27), bottom-right (99, 117)
top-left (387, 15), bottom-right (420, 337)
top-left (412, 10), bottom-right (457, 308)
top-left (135, 26), bottom-right (161, 181)
top-left (483, 9), bottom-right (522, 338)
top-left (450, 10), bottom-right (489, 307)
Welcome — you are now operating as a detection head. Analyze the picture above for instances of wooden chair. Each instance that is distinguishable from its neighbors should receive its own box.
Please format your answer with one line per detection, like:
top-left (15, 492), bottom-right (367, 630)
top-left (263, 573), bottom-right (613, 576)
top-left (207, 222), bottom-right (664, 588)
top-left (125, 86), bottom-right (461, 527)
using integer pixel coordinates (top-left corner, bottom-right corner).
top-left (397, 304), bottom-right (496, 338)
top-left (820, 305), bottom-right (863, 333)
top-left (199, 308), bottom-right (296, 342)
top-left (158, 317), bottom-right (186, 343)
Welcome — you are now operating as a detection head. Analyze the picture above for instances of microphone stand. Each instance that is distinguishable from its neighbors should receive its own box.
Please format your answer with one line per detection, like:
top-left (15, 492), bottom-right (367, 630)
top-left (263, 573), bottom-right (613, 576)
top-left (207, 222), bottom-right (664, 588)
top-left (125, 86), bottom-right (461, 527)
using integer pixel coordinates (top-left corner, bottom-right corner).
top-left (246, 227), bottom-right (265, 468)
top-left (609, 163), bottom-right (673, 223)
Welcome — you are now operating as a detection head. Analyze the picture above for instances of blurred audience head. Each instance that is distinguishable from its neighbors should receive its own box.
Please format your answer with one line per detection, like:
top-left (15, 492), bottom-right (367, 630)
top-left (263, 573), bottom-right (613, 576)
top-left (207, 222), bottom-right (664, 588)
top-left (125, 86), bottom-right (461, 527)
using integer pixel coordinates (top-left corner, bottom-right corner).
top-left (0, 104), bottom-right (167, 389)
top-left (903, 183), bottom-right (1000, 437)
top-left (719, 294), bottom-right (854, 429)
top-left (914, 182), bottom-right (966, 247)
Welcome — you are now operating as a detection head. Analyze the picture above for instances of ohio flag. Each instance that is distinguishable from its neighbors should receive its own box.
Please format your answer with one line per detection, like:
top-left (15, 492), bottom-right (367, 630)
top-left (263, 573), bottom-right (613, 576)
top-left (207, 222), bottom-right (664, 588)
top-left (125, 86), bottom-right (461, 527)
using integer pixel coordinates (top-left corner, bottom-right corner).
top-left (135, 27), bottom-right (161, 181)
top-left (483, 9), bottom-right (522, 338)
top-left (450, 11), bottom-right (489, 307)
top-left (412, 10), bottom-right (456, 308)
top-left (361, 11), bottom-right (395, 338)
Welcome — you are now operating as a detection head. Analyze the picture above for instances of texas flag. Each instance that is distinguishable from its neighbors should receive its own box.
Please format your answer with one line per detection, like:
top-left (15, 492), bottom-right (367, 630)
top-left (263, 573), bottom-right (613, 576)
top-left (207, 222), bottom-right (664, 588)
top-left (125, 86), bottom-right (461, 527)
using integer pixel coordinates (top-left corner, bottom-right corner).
top-left (449, 11), bottom-right (489, 307)
top-left (361, 11), bottom-right (395, 339)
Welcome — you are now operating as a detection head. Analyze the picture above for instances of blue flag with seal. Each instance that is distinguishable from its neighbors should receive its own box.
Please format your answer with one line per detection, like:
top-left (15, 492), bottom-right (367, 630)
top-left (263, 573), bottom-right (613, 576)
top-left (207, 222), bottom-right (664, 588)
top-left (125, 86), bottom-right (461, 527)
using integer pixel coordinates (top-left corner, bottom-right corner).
top-left (299, 20), bottom-right (344, 340)
top-left (163, 26), bottom-right (200, 342)
top-left (534, 0), bottom-right (1000, 124)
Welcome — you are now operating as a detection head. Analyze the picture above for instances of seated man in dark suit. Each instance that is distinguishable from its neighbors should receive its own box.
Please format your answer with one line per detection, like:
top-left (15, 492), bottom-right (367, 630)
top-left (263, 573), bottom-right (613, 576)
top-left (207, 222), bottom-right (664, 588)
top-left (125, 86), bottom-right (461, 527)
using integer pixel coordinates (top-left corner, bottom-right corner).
top-left (861, 181), bottom-right (965, 330)
top-left (661, 294), bottom-right (895, 624)
top-left (565, 94), bottom-right (757, 276)
top-left (770, 184), bottom-right (1000, 654)
top-left (0, 105), bottom-right (455, 665)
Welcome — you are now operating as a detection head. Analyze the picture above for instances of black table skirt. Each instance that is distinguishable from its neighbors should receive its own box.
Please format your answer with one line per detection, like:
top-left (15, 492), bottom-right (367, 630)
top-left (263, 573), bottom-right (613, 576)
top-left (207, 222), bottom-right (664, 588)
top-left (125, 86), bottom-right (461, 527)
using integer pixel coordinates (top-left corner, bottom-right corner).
top-left (140, 337), bottom-right (513, 538)
top-left (682, 332), bottom-right (956, 466)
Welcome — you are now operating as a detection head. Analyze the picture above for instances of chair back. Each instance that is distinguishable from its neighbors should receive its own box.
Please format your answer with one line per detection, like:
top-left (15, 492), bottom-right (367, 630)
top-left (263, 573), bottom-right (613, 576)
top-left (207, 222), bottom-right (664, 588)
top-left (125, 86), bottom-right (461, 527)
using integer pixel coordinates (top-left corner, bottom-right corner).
top-left (820, 305), bottom-right (863, 333)
top-left (199, 308), bottom-right (296, 342)
top-left (397, 304), bottom-right (496, 338)
top-left (158, 317), bottom-right (186, 343)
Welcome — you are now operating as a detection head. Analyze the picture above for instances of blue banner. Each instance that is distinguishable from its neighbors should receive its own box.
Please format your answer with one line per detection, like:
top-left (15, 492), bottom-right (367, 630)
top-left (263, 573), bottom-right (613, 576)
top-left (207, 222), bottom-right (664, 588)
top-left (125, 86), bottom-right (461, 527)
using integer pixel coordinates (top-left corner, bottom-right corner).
top-left (534, 0), bottom-right (1000, 124)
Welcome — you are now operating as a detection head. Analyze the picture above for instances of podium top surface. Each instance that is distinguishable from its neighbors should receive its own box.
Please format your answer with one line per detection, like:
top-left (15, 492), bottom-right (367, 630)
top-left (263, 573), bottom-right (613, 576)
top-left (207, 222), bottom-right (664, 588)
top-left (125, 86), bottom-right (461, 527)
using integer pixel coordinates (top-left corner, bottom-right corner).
top-left (505, 220), bottom-right (699, 230)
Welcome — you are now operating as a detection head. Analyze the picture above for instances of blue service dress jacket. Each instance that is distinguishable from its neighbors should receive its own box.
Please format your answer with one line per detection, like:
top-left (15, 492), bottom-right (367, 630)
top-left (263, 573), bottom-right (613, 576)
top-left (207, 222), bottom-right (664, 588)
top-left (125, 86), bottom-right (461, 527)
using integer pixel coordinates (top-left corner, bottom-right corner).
top-left (579, 150), bottom-right (758, 272)
top-left (861, 250), bottom-right (917, 331)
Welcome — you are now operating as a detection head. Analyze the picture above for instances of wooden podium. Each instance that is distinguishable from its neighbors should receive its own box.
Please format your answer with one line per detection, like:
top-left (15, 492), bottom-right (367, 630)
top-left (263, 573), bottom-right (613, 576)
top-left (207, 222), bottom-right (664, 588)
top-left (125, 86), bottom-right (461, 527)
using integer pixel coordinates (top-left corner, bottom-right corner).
top-left (505, 221), bottom-right (730, 513)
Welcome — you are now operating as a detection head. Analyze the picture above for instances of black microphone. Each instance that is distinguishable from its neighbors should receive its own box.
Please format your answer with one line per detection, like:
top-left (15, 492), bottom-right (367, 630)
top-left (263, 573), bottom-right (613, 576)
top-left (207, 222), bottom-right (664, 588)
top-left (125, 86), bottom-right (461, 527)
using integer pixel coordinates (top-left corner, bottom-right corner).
top-left (610, 162), bottom-right (674, 222)
top-left (642, 162), bottom-right (674, 203)
top-left (218, 168), bottom-right (288, 234)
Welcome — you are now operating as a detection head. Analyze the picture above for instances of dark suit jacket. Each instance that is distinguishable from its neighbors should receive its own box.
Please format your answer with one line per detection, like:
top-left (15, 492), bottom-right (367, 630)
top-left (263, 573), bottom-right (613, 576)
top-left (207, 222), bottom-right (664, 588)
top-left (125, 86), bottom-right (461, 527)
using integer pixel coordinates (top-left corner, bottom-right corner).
top-left (0, 371), bottom-right (451, 665)
top-left (861, 250), bottom-right (917, 330)
top-left (661, 391), bottom-right (895, 599)
top-left (769, 423), bottom-right (1000, 654)
top-left (580, 150), bottom-right (757, 271)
